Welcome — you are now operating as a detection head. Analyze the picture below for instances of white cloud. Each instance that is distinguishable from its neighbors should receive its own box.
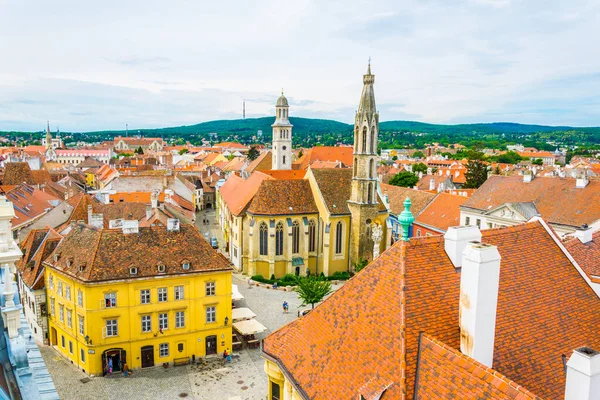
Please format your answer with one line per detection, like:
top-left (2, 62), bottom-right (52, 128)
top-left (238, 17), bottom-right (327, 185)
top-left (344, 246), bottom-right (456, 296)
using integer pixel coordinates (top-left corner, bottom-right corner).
top-left (0, 0), bottom-right (599, 130)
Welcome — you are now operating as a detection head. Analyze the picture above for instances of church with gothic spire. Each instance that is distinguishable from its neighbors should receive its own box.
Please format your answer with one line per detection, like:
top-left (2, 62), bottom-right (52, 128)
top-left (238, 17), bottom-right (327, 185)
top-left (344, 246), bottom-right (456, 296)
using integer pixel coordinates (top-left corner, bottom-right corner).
top-left (217, 64), bottom-right (389, 279)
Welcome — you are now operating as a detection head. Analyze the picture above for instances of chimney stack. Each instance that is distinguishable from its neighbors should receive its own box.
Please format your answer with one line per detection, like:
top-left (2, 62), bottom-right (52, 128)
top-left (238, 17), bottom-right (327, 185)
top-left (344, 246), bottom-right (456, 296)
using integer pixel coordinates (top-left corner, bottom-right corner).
top-left (167, 218), bottom-right (180, 232)
top-left (444, 226), bottom-right (482, 269)
top-left (523, 172), bottom-right (533, 183)
top-left (565, 347), bottom-right (600, 400)
top-left (576, 174), bottom-right (589, 189)
top-left (146, 204), bottom-right (153, 221)
top-left (574, 225), bottom-right (593, 244)
top-left (429, 177), bottom-right (435, 191)
top-left (459, 242), bottom-right (501, 367)
top-left (151, 191), bottom-right (158, 209)
top-left (87, 204), bottom-right (93, 225)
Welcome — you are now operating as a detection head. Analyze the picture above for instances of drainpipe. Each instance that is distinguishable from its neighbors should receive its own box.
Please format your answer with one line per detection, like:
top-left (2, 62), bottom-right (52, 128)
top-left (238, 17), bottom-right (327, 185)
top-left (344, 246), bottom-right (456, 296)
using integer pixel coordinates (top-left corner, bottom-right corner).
top-left (347, 218), bottom-right (352, 273)
top-left (315, 218), bottom-right (321, 276)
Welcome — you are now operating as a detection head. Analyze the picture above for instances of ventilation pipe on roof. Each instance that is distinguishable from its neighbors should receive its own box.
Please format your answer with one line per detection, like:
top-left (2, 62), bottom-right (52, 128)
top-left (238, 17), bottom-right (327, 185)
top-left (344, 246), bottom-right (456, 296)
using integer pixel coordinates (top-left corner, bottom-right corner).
top-left (523, 171), bottom-right (533, 183)
top-left (459, 241), bottom-right (501, 368)
top-left (151, 191), bottom-right (158, 209)
top-left (576, 174), bottom-right (589, 189)
top-left (429, 177), bottom-right (435, 191)
top-left (444, 226), bottom-right (482, 269)
top-left (565, 347), bottom-right (600, 400)
top-left (574, 225), bottom-right (593, 244)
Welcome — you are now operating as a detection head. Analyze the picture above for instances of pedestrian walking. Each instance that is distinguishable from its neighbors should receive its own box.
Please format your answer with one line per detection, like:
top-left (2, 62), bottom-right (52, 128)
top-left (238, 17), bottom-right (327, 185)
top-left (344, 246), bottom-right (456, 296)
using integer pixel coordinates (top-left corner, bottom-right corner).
top-left (122, 363), bottom-right (130, 377)
top-left (108, 357), bottom-right (113, 374)
top-left (282, 301), bottom-right (289, 314)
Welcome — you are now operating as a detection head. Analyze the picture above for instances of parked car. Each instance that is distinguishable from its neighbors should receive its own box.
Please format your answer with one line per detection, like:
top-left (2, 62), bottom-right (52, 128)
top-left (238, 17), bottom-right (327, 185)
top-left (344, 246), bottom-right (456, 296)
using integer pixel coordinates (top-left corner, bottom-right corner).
top-left (211, 237), bottom-right (218, 249)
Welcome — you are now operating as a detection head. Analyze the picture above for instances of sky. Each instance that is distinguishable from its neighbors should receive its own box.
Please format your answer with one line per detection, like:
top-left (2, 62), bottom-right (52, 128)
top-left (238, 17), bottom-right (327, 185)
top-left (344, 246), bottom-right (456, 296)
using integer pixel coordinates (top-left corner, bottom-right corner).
top-left (1, 0), bottom-right (599, 132)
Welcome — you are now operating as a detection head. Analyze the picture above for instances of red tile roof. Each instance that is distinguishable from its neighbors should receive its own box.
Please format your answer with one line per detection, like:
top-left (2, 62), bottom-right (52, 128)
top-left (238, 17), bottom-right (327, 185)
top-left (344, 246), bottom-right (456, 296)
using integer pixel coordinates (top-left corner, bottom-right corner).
top-left (219, 172), bottom-right (271, 216)
top-left (46, 224), bottom-right (231, 282)
top-left (462, 175), bottom-right (600, 228)
top-left (16, 228), bottom-right (62, 290)
top-left (564, 231), bottom-right (600, 280)
top-left (380, 183), bottom-right (436, 216)
top-left (294, 146), bottom-right (354, 170)
top-left (415, 334), bottom-right (539, 399)
top-left (415, 193), bottom-right (468, 232)
top-left (263, 221), bottom-right (600, 399)
top-left (247, 180), bottom-right (318, 215)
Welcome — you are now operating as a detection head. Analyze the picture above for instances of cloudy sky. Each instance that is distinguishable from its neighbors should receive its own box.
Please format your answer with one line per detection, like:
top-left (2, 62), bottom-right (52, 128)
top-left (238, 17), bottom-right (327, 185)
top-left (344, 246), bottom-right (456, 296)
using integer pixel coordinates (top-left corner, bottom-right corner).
top-left (1, 0), bottom-right (599, 132)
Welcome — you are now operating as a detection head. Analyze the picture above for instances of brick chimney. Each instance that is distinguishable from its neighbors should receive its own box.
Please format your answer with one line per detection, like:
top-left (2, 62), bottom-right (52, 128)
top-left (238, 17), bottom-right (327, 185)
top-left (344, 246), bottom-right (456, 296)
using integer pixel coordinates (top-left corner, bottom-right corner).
top-left (444, 226), bottom-right (482, 268)
top-left (574, 225), bottom-right (593, 244)
top-left (459, 242), bottom-right (501, 367)
top-left (565, 347), bottom-right (600, 400)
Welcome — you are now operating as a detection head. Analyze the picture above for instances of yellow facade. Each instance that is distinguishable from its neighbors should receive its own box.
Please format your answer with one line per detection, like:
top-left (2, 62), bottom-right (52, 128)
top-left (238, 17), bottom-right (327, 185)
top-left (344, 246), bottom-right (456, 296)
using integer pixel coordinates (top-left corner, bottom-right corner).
top-left (85, 172), bottom-right (96, 189)
top-left (46, 268), bottom-right (232, 376)
top-left (264, 359), bottom-right (303, 400)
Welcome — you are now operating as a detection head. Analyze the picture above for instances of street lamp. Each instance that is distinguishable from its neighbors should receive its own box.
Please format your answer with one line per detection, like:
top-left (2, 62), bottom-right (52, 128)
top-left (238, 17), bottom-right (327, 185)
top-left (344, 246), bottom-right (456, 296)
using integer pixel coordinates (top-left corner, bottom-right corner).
top-left (224, 316), bottom-right (229, 326)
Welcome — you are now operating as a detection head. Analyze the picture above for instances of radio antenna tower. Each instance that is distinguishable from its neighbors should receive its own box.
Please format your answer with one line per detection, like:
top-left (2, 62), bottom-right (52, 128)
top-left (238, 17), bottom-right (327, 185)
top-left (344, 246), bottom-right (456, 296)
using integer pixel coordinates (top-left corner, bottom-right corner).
top-left (243, 99), bottom-right (246, 119)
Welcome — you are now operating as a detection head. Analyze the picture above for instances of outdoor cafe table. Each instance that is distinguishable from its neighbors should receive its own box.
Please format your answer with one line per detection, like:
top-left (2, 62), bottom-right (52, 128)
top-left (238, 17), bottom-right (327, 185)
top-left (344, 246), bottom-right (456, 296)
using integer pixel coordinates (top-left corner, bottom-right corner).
top-left (232, 284), bottom-right (244, 301)
top-left (232, 319), bottom-right (267, 337)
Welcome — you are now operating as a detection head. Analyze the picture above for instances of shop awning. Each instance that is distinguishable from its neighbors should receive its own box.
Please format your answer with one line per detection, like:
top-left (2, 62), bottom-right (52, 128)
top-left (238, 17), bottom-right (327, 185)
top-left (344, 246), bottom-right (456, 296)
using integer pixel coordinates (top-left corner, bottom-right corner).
top-left (231, 307), bottom-right (257, 322)
top-left (233, 319), bottom-right (267, 336)
top-left (232, 284), bottom-right (244, 301)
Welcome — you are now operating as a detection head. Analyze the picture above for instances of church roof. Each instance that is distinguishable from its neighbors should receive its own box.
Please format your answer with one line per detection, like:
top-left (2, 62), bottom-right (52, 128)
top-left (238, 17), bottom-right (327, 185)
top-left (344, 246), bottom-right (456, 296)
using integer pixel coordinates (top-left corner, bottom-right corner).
top-left (247, 179), bottom-right (318, 215)
top-left (310, 168), bottom-right (353, 215)
top-left (276, 94), bottom-right (289, 107)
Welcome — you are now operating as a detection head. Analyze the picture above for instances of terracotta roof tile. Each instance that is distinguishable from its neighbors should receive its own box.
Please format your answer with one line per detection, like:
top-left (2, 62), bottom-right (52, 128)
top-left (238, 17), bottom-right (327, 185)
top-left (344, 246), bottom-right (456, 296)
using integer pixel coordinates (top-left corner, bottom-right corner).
top-left (564, 231), bottom-right (600, 279)
top-left (310, 168), bottom-right (353, 215)
top-left (46, 224), bottom-right (231, 282)
top-left (16, 228), bottom-right (62, 289)
top-left (263, 221), bottom-right (600, 399)
top-left (2, 162), bottom-right (34, 185)
top-left (295, 146), bottom-right (354, 170)
top-left (219, 172), bottom-right (271, 216)
top-left (380, 183), bottom-right (436, 215)
top-left (247, 179), bottom-right (318, 215)
top-left (463, 175), bottom-right (600, 227)
top-left (415, 193), bottom-right (468, 232)
top-left (415, 334), bottom-right (539, 399)
top-left (245, 151), bottom-right (272, 173)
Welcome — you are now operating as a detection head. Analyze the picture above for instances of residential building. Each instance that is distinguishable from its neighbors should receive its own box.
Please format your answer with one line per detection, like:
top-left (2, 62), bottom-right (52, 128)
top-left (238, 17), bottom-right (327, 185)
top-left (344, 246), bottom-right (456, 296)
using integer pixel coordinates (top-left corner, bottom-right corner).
top-left (113, 136), bottom-right (165, 153)
top-left (461, 175), bottom-right (600, 236)
top-left (45, 221), bottom-right (233, 376)
top-left (413, 192), bottom-right (468, 237)
top-left (380, 183), bottom-right (436, 241)
top-left (263, 217), bottom-right (600, 399)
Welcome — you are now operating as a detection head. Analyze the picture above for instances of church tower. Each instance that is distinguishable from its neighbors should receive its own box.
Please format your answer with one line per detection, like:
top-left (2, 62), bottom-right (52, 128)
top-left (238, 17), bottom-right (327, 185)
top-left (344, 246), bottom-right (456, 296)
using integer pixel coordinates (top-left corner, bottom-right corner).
top-left (348, 62), bottom-right (380, 266)
top-left (45, 121), bottom-right (52, 151)
top-left (271, 92), bottom-right (293, 170)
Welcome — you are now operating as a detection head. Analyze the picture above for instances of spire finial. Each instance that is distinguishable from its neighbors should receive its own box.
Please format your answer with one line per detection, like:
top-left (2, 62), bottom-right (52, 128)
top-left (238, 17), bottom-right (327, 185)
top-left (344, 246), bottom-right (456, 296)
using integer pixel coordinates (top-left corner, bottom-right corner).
top-left (367, 57), bottom-right (371, 75)
top-left (281, 88), bottom-right (284, 95)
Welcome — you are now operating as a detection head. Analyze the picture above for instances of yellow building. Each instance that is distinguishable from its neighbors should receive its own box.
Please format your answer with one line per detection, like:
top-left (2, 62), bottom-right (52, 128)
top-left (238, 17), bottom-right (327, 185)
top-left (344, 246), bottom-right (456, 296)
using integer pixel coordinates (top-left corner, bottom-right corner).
top-left (44, 221), bottom-right (233, 376)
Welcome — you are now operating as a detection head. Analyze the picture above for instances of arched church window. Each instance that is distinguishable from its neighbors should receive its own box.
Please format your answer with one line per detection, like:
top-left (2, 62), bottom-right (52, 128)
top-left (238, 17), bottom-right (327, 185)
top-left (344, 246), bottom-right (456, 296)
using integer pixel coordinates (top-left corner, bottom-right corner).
top-left (259, 223), bottom-right (268, 255)
top-left (308, 220), bottom-right (316, 252)
top-left (353, 158), bottom-right (357, 176)
top-left (369, 159), bottom-right (374, 179)
top-left (368, 182), bottom-right (373, 203)
top-left (292, 221), bottom-right (300, 254)
top-left (370, 130), bottom-right (375, 153)
top-left (283, 155), bottom-right (286, 165)
top-left (335, 222), bottom-right (343, 255)
top-left (280, 130), bottom-right (282, 139)
top-left (276, 222), bottom-right (284, 256)
top-left (354, 128), bottom-right (358, 152)
top-left (362, 127), bottom-right (367, 153)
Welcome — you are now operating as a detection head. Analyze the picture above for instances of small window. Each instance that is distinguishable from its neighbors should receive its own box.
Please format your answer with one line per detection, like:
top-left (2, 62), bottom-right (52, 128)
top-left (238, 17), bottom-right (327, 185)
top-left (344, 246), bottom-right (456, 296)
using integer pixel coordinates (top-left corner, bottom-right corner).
top-left (49, 274), bottom-right (54, 289)
top-left (67, 310), bottom-right (72, 328)
top-left (206, 282), bottom-right (216, 296)
top-left (159, 343), bottom-right (169, 357)
top-left (81, 348), bottom-right (85, 363)
top-left (174, 286), bottom-right (184, 300)
top-left (206, 306), bottom-right (216, 323)
top-left (465, 217), bottom-right (471, 226)
top-left (130, 267), bottom-right (138, 275)
top-left (77, 290), bottom-right (83, 307)
top-left (158, 264), bottom-right (166, 273)
top-left (65, 285), bottom-right (71, 300)
top-left (104, 293), bottom-right (116, 308)
top-left (158, 287), bottom-right (168, 302)
top-left (61, 335), bottom-right (65, 348)
top-left (69, 341), bottom-right (73, 354)
top-left (176, 311), bottom-right (185, 328)
top-left (140, 289), bottom-right (150, 304)
top-left (141, 315), bottom-right (152, 333)
top-left (416, 229), bottom-right (422, 237)
top-left (271, 381), bottom-right (281, 400)
top-left (178, 343), bottom-right (184, 352)
top-left (59, 305), bottom-right (64, 322)
top-left (57, 281), bottom-right (63, 296)
top-left (182, 262), bottom-right (190, 270)
top-left (476, 219), bottom-right (481, 228)
top-left (159, 313), bottom-right (168, 330)
top-left (50, 299), bottom-right (55, 315)
top-left (105, 319), bottom-right (118, 337)
top-left (79, 315), bottom-right (84, 335)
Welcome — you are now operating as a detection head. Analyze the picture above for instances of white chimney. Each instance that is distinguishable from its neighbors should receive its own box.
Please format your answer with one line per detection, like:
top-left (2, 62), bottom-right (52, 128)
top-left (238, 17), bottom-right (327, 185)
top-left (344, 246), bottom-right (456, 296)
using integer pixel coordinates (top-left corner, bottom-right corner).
top-left (444, 226), bottom-right (482, 268)
top-left (523, 173), bottom-right (533, 183)
top-left (429, 177), bottom-right (435, 191)
top-left (574, 226), bottom-right (593, 244)
top-left (459, 242), bottom-right (501, 367)
top-left (146, 204), bottom-right (153, 221)
top-left (167, 218), bottom-right (180, 232)
top-left (122, 220), bottom-right (139, 234)
top-left (565, 347), bottom-right (600, 400)
top-left (151, 191), bottom-right (158, 208)
top-left (576, 176), bottom-right (589, 188)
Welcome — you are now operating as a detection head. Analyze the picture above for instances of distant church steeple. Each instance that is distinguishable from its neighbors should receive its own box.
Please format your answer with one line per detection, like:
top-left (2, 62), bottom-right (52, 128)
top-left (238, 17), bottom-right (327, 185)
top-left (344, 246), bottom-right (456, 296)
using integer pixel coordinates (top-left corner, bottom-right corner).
top-left (271, 91), bottom-right (292, 170)
top-left (45, 121), bottom-right (52, 151)
top-left (348, 62), bottom-right (381, 265)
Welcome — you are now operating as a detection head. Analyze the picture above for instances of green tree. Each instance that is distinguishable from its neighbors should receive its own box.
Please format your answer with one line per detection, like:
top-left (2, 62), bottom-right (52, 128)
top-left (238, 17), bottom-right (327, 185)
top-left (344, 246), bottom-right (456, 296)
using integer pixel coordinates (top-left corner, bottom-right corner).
top-left (247, 146), bottom-right (260, 161)
top-left (392, 155), bottom-right (398, 161)
top-left (413, 150), bottom-right (425, 159)
top-left (135, 146), bottom-right (144, 154)
top-left (464, 160), bottom-right (488, 188)
top-left (179, 148), bottom-right (189, 155)
top-left (412, 162), bottom-right (428, 174)
top-left (298, 150), bottom-right (304, 159)
top-left (389, 171), bottom-right (419, 188)
top-left (531, 158), bottom-right (543, 166)
top-left (354, 258), bottom-right (368, 273)
top-left (295, 276), bottom-right (332, 309)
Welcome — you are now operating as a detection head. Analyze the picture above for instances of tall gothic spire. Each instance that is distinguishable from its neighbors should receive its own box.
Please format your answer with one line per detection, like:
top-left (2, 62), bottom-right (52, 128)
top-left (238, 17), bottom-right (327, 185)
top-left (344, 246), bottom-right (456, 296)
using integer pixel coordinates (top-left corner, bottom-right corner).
top-left (358, 62), bottom-right (376, 118)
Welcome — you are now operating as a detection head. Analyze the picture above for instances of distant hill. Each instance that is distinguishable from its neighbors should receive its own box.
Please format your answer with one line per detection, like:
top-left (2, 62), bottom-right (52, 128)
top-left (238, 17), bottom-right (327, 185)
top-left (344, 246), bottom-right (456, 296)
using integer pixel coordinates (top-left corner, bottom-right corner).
top-left (3, 117), bottom-right (600, 148)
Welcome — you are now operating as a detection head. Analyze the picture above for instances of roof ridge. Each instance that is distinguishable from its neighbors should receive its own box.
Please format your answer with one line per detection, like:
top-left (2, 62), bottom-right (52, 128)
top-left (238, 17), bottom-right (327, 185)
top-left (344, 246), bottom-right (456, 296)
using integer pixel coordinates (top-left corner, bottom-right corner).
top-left (88, 227), bottom-right (104, 280)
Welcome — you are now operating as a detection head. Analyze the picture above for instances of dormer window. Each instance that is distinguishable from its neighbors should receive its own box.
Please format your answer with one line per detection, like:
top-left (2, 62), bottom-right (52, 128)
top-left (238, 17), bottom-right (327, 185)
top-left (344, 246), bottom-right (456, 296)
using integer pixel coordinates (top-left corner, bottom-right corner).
top-left (78, 263), bottom-right (86, 273)
top-left (66, 257), bottom-right (74, 267)
top-left (182, 262), bottom-right (190, 270)
top-left (53, 252), bottom-right (61, 262)
top-left (157, 264), bottom-right (166, 274)
top-left (130, 267), bottom-right (138, 276)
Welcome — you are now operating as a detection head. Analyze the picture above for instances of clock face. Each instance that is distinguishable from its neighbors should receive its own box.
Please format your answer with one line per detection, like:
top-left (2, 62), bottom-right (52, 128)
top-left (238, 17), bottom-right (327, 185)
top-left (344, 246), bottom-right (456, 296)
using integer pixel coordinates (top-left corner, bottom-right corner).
top-left (283, 146), bottom-right (287, 150)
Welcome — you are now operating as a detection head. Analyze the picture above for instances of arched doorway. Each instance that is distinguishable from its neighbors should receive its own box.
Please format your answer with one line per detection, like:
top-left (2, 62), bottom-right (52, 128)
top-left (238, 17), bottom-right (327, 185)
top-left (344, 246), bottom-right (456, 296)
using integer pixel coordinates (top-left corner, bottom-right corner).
top-left (102, 348), bottom-right (126, 376)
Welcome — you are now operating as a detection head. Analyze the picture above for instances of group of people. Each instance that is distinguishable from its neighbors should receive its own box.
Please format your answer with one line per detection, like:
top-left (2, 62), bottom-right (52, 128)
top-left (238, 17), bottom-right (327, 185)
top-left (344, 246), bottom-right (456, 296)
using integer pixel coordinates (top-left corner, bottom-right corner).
top-left (223, 348), bottom-right (232, 365)
top-left (106, 358), bottom-right (131, 377)
top-left (201, 218), bottom-right (210, 225)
